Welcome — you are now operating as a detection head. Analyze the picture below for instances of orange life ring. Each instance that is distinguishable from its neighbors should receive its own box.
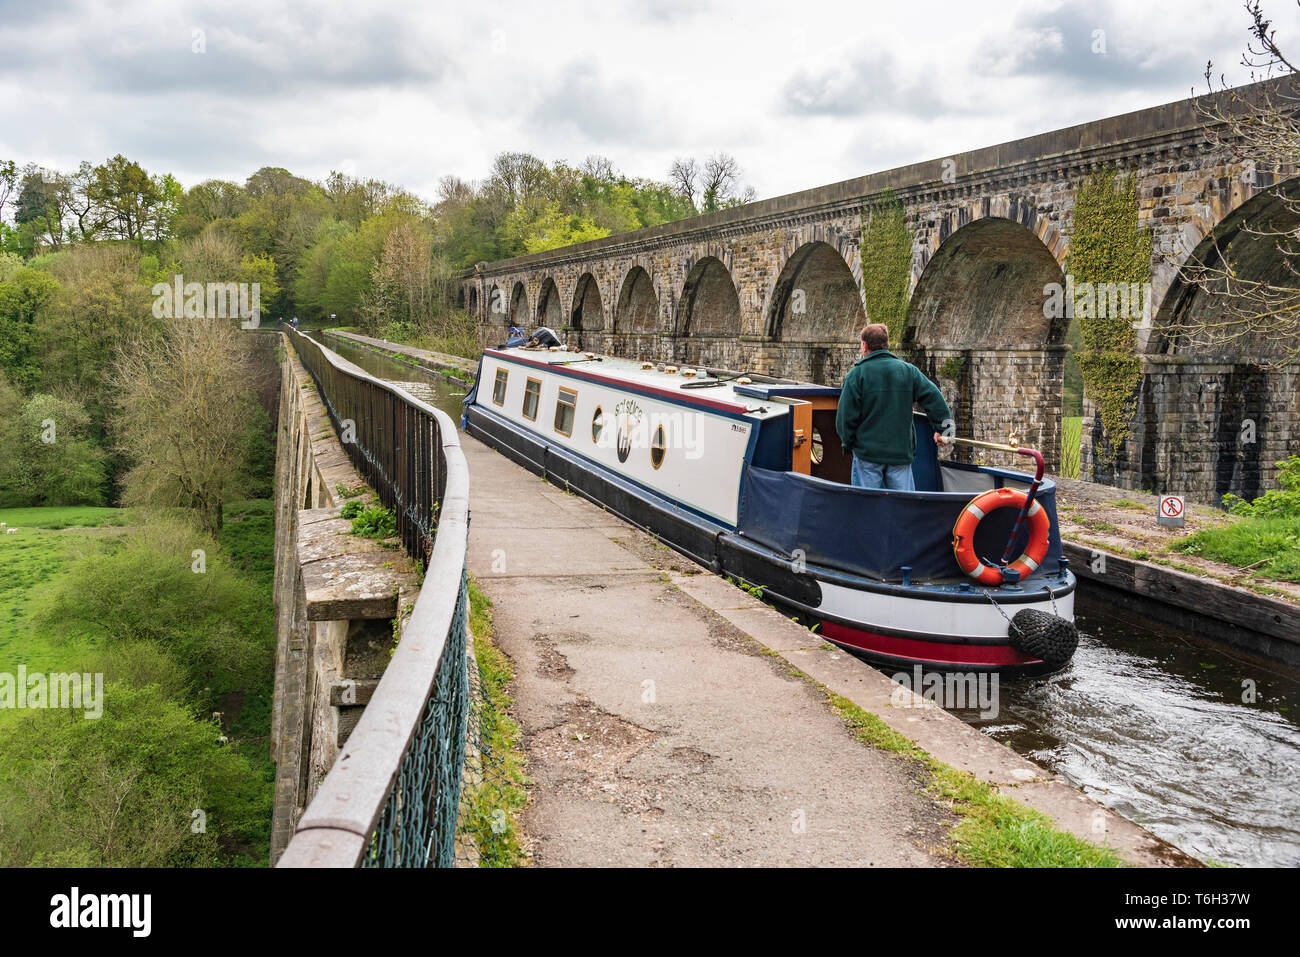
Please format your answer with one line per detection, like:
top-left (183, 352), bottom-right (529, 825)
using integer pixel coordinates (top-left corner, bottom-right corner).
top-left (952, 487), bottom-right (1052, 586)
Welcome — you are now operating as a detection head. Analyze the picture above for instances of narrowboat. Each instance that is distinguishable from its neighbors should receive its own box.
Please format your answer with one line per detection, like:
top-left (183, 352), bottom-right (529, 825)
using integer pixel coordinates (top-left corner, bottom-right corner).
top-left (463, 336), bottom-right (1080, 676)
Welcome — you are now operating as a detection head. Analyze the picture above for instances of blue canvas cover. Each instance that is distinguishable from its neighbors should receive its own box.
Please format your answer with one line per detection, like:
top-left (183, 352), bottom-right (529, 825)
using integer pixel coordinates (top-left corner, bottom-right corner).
top-left (737, 463), bottom-right (1065, 584)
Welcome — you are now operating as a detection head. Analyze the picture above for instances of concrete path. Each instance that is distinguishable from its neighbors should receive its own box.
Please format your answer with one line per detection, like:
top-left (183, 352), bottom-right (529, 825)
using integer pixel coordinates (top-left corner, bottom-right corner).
top-left (461, 433), bottom-right (1197, 868)
top-left (462, 434), bottom-right (953, 866)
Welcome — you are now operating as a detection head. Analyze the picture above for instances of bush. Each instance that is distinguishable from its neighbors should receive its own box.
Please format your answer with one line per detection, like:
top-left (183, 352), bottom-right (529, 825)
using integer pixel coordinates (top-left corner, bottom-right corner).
top-left (33, 517), bottom-right (270, 698)
top-left (347, 503), bottom-right (396, 539)
top-left (1223, 455), bottom-right (1300, 518)
top-left (0, 683), bottom-right (269, 867)
top-left (77, 640), bottom-right (190, 702)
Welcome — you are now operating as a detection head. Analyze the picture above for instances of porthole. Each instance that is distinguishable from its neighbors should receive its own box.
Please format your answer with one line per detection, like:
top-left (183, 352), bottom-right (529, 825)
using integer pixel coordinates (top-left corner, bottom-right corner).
top-left (591, 406), bottom-right (604, 443)
top-left (650, 425), bottom-right (666, 470)
top-left (811, 428), bottom-right (824, 466)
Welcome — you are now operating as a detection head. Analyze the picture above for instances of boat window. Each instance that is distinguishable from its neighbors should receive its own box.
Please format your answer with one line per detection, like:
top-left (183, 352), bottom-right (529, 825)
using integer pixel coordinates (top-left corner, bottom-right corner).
top-left (554, 387), bottom-right (577, 436)
top-left (522, 378), bottom-right (541, 420)
top-left (811, 427), bottom-right (824, 466)
top-left (650, 424), bottom-right (666, 470)
top-left (591, 405), bottom-right (604, 443)
top-left (492, 367), bottom-right (508, 406)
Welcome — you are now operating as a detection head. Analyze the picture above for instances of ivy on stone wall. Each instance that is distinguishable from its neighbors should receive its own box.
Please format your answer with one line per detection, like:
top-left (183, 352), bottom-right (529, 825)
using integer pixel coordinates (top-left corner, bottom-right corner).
top-left (859, 190), bottom-right (912, 346)
top-left (938, 356), bottom-right (966, 380)
top-left (1066, 168), bottom-right (1152, 461)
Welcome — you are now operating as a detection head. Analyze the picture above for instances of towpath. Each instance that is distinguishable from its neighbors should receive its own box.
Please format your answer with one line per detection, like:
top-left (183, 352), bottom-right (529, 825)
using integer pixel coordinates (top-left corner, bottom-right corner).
top-left (458, 432), bottom-right (1194, 867)
top-left (461, 435), bottom-right (951, 866)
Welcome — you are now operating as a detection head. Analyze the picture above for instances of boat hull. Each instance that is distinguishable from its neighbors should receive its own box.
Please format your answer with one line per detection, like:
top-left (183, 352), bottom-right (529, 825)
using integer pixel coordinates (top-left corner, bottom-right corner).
top-left (466, 401), bottom-right (1077, 676)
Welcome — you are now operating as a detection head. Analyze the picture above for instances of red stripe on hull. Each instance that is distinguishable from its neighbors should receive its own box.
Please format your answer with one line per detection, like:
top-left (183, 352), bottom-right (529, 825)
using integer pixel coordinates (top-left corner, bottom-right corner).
top-left (820, 620), bottom-right (1039, 667)
top-left (485, 350), bottom-right (752, 414)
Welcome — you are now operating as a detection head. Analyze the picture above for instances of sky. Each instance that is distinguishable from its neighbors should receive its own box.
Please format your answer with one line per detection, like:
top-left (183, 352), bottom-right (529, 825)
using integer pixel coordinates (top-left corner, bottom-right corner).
top-left (1, 0), bottom-right (1296, 204)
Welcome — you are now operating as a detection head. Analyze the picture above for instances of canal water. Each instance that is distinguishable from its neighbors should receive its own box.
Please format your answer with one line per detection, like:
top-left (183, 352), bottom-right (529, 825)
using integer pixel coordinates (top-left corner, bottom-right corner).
top-left (322, 332), bottom-right (1300, 868)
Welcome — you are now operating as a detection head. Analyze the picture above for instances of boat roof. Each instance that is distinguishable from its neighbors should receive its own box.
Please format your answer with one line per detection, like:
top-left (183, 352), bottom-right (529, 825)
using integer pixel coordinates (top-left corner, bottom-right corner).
top-left (485, 346), bottom-right (823, 420)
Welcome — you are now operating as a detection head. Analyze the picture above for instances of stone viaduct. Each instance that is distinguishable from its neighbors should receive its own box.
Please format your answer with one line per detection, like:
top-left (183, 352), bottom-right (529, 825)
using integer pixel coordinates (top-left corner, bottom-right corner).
top-left (462, 79), bottom-right (1300, 505)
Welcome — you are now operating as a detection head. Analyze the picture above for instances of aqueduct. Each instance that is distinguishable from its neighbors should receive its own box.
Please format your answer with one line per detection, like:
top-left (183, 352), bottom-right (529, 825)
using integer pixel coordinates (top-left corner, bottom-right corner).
top-left (464, 78), bottom-right (1300, 504)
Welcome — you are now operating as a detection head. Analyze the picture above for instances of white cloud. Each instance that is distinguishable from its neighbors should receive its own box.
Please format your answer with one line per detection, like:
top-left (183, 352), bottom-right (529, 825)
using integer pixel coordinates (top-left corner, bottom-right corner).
top-left (0, 0), bottom-right (1293, 204)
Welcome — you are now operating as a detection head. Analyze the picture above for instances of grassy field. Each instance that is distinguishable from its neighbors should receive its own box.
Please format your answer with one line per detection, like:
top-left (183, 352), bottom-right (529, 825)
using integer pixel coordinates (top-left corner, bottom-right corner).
top-left (0, 506), bottom-right (129, 530)
top-left (0, 506), bottom-right (130, 682)
top-left (0, 501), bottom-right (278, 864)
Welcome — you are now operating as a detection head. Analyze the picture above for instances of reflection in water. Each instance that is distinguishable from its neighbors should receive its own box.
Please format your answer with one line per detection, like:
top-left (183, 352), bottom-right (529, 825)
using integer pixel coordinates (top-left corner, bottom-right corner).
top-left (320, 334), bottom-right (470, 422)
top-left (318, 333), bottom-right (1300, 867)
top-left (953, 597), bottom-right (1300, 867)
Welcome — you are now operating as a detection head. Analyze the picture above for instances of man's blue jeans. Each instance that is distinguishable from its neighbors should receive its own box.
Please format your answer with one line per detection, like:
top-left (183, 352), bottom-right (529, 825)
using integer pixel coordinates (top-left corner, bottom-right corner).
top-left (851, 457), bottom-right (915, 491)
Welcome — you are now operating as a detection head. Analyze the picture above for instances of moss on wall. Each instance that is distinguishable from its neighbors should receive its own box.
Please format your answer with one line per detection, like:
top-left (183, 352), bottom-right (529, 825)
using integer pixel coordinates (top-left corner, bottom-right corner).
top-left (938, 356), bottom-right (966, 380)
top-left (860, 190), bottom-right (912, 346)
top-left (1067, 168), bottom-right (1152, 460)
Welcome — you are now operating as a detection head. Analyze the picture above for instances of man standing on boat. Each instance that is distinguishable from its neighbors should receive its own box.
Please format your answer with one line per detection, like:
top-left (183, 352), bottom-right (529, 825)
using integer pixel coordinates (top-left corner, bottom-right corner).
top-left (836, 324), bottom-right (951, 491)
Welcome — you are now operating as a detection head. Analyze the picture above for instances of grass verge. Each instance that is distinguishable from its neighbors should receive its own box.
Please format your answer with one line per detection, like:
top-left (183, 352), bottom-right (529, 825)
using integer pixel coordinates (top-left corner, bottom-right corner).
top-left (458, 577), bottom-right (529, 867)
top-left (1171, 515), bottom-right (1300, 582)
top-left (762, 654), bottom-right (1124, 867)
top-left (825, 687), bottom-right (1123, 867)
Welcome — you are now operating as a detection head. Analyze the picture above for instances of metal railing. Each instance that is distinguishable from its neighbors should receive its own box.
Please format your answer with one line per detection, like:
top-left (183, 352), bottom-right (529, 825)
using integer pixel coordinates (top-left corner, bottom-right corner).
top-left (277, 327), bottom-right (471, 868)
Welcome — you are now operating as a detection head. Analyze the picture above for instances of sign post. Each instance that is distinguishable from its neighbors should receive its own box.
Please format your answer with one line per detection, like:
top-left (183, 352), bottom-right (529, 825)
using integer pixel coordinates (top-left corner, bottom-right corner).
top-left (1157, 494), bottom-right (1185, 528)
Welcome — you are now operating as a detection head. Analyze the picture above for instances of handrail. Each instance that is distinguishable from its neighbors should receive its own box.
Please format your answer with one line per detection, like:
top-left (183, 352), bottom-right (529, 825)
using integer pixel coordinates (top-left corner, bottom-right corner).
top-left (937, 434), bottom-right (1047, 580)
top-left (277, 326), bottom-right (471, 868)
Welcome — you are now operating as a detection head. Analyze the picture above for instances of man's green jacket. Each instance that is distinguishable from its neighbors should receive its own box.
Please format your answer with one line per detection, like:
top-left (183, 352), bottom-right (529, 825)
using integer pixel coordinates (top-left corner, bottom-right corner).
top-left (835, 350), bottom-right (952, 466)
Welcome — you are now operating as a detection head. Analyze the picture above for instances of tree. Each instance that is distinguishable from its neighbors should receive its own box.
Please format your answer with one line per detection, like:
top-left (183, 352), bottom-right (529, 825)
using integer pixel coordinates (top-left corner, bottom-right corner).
top-left (0, 390), bottom-right (107, 507)
top-left (503, 200), bottom-right (610, 254)
top-left (38, 244), bottom-right (156, 422)
top-left (86, 154), bottom-right (163, 245)
top-left (175, 179), bottom-right (248, 238)
top-left (581, 155), bottom-right (618, 182)
top-left (13, 166), bottom-right (70, 251)
top-left (65, 162), bottom-right (102, 242)
top-left (177, 227), bottom-right (242, 283)
top-left (669, 153), bottom-right (755, 212)
top-left (240, 253), bottom-right (279, 324)
top-left (0, 265), bottom-right (59, 390)
top-left (701, 153), bottom-right (757, 212)
top-left (111, 316), bottom-right (265, 533)
top-left (0, 159), bottom-right (17, 223)
top-left (324, 171), bottom-right (392, 227)
top-left (483, 151), bottom-right (552, 212)
top-left (669, 157), bottom-right (699, 207)
top-left (1182, 1), bottom-right (1300, 362)
top-left (363, 219), bottom-right (435, 329)
top-left (147, 172), bottom-right (182, 243)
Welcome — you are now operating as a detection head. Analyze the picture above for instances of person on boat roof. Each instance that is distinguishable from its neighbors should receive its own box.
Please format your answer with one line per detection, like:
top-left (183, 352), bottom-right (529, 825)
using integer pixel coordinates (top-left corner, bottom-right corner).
top-left (836, 323), bottom-right (952, 491)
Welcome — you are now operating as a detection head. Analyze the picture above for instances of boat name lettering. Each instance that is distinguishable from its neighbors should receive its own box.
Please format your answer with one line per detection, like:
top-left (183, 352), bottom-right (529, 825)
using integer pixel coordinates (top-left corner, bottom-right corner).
top-left (614, 399), bottom-right (643, 424)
